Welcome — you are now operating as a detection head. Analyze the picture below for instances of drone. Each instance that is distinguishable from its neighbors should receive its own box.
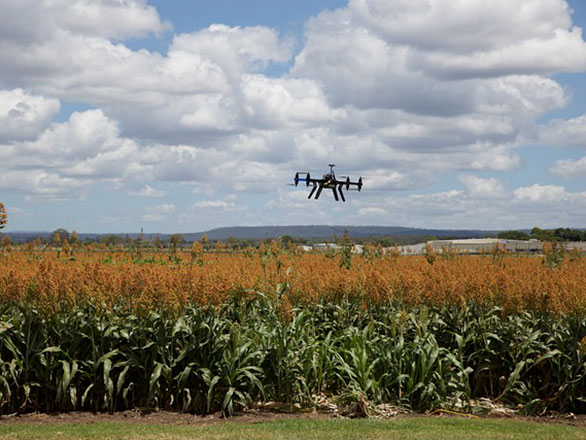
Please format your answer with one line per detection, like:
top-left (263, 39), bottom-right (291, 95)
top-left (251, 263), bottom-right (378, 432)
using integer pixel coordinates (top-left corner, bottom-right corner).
top-left (292, 164), bottom-right (363, 202)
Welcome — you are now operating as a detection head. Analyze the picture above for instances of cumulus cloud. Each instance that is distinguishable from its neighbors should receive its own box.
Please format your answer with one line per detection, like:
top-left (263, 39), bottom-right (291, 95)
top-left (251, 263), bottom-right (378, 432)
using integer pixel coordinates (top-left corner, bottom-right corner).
top-left (170, 24), bottom-right (293, 78)
top-left (193, 200), bottom-right (237, 210)
top-left (514, 184), bottom-right (567, 203)
top-left (349, 0), bottom-right (586, 78)
top-left (1, 0), bottom-right (586, 230)
top-left (128, 184), bottom-right (166, 198)
top-left (0, 170), bottom-right (90, 201)
top-left (341, 183), bottom-right (586, 229)
top-left (540, 114), bottom-right (586, 148)
top-left (0, 0), bottom-right (170, 44)
top-left (458, 174), bottom-right (507, 198)
top-left (141, 203), bottom-right (175, 222)
top-left (0, 89), bottom-right (60, 142)
top-left (550, 156), bottom-right (586, 178)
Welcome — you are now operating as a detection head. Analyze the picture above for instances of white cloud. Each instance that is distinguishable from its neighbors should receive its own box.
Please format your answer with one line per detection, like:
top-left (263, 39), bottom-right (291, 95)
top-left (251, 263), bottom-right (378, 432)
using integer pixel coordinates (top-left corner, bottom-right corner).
top-left (192, 200), bottom-right (237, 210)
top-left (0, 0), bottom-right (170, 44)
top-left (0, 170), bottom-right (90, 201)
top-left (459, 174), bottom-right (507, 198)
top-left (1, 1), bottom-right (586, 231)
top-left (514, 184), bottom-right (567, 203)
top-left (540, 114), bottom-right (586, 148)
top-left (141, 203), bottom-right (175, 222)
top-left (241, 75), bottom-right (345, 128)
top-left (550, 156), bottom-right (586, 178)
top-left (0, 89), bottom-right (60, 142)
top-left (349, 0), bottom-right (586, 78)
top-left (128, 185), bottom-right (166, 198)
top-left (5, 206), bottom-right (27, 216)
top-left (343, 183), bottom-right (586, 229)
top-left (170, 24), bottom-right (293, 79)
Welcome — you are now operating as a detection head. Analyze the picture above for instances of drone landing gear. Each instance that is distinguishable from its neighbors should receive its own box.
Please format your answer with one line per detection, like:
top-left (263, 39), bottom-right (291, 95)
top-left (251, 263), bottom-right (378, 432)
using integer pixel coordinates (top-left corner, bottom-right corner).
top-left (338, 185), bottom-right (346, 202)
top-left (308, 183), bottom-right (318, 199)
top-left (332, 186), bottom-right (339, 201)
top-left (315, 184), bottom-right (324, 199)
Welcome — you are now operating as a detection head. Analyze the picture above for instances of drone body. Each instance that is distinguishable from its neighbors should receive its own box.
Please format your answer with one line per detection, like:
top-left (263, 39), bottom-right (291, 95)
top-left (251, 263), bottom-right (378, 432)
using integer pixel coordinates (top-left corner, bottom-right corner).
top-left (293, 164), bottom-right (363, 202)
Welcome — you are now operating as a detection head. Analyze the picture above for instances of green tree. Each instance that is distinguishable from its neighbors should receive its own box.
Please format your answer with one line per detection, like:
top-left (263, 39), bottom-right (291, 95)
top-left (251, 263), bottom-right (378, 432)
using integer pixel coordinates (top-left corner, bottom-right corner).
top-left (170, 234), bottom-right (184, 254)
top-left (102, 234), bottom-right (122, 246)
top-left (498, 230), bottom-right (530, 240)
top-left (530, 227), bottom-right (554, 242)
top-left (52, 228), bottom-right (70, 243)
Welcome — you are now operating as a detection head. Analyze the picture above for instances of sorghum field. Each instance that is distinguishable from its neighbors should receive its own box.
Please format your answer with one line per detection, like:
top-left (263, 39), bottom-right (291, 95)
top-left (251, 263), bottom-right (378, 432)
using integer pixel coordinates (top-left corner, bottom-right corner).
top-left (1, 241), bottom-right (586, 416)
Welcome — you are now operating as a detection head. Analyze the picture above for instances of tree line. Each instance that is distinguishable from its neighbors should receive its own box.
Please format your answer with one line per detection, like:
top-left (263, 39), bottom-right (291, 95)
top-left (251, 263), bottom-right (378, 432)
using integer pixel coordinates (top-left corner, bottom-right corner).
top-left (498, 227), bottom-right (586, 242)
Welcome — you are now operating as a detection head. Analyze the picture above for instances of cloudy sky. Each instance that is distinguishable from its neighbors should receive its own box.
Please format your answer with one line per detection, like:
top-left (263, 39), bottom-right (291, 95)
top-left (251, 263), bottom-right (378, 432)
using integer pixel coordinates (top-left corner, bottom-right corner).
top-left (2, 0), bottom-right (586, 233)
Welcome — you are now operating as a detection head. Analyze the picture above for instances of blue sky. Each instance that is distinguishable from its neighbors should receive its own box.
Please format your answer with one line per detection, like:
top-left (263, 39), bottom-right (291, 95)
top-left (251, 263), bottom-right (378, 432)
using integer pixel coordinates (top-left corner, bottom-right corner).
top-left (2, 0), bottom-right (586, 233)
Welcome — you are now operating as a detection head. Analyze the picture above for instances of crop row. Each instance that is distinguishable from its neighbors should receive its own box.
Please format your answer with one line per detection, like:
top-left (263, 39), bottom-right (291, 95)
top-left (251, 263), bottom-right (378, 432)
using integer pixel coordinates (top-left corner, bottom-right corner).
top-left (1, 299), bottom-right (586, 416)
top-left (1, 250), bottom-right (586, 314)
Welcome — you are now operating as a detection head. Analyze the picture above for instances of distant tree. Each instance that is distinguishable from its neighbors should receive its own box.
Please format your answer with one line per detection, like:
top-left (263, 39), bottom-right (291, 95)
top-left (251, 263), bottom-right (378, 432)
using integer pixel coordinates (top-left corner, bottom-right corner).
top-left (280, 235), bottom-right (296, 246)
top-left (552, 228), bottom-right (585, 242)
top-left (52, 228), bottom-right (70, 243)
top-left (378, 236), bottom-right (396, 247)
top-left (170, 234), bottom-right (184, 255)
top-left (102, 235), bottom-right (123, 246)
top-left (170, 234), bottom-right (184, 247)
top-left (226, 236), bottom-right (239, 248)
top-left (498, 230), bottom-right (530, 240)
top-left (531, 227), bottom-right (554, 242)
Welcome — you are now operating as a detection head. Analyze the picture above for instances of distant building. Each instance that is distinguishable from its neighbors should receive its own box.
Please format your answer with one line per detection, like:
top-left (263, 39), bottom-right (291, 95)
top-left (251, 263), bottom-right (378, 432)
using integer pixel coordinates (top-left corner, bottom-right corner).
top-left (313, 243), bottom-right (339, 251)
top-left (308, 238), bottom-right (586, 255)
top-left (427, 238), bottom-right (542, 253)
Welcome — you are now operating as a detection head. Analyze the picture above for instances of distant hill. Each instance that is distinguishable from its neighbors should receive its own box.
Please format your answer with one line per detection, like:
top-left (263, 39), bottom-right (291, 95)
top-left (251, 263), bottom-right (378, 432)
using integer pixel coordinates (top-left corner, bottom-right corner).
top-left (181, 225), bottom-right (497, 241)
top-left (1, 225), bottom-right (498, 243)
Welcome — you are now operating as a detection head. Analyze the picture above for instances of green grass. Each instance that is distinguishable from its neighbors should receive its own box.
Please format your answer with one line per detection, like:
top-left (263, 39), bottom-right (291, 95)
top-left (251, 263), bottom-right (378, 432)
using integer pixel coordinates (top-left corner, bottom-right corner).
top-left (1, 417), bottom-right (585, 440)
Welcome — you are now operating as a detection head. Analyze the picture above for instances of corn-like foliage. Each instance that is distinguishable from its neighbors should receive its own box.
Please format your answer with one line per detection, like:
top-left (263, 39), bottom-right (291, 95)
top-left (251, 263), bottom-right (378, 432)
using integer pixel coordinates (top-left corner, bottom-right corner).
top-left (1, 246), bottom-right (586, 415)
top-left (1, 301), bottom-right (586, 415)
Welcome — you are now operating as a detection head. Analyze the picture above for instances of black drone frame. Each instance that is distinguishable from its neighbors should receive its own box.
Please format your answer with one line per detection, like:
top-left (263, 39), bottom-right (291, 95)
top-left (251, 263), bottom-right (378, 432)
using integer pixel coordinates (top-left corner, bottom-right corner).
top-left (293, 164), bottom-right (363, 202)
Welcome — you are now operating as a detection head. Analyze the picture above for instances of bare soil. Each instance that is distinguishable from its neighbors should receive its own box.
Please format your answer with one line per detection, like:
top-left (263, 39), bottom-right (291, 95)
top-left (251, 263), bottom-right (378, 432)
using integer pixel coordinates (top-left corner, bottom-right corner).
top-left (1, 408), bottom-right (586, 429)
top-left (0, 408), bottom-right (331, 427)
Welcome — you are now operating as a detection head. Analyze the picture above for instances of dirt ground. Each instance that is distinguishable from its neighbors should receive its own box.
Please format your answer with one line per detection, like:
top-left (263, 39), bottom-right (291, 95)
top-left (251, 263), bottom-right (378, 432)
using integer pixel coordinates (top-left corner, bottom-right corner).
top-left (1, 408), bottom-right (586, 429)
top-left (0, 409), bottom-right (330, 426)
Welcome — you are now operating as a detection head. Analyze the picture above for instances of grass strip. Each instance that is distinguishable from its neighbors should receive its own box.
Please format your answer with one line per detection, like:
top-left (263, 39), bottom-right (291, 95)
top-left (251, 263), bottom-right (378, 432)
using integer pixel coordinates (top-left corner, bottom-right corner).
top-left (0, 417), bottom-right (585, 440)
